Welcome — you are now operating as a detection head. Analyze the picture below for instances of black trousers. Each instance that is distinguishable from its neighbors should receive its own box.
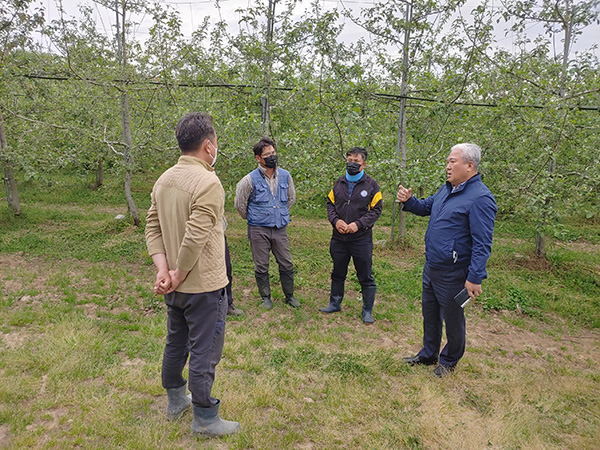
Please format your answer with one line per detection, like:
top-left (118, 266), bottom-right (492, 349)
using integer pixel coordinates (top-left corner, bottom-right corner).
top-left (417, 264), bottom-right (467, 367)
top-left (161, 288), bottom-right (227, 407)
top-left (224, 236), bottom-right (233, 308)
top-left (330, 237), bottom-right (376, 291)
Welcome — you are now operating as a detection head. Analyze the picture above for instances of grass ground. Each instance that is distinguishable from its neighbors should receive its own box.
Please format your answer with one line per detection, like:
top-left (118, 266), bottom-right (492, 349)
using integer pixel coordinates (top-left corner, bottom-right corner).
top-left (0, 173), bottom-right (599, 449)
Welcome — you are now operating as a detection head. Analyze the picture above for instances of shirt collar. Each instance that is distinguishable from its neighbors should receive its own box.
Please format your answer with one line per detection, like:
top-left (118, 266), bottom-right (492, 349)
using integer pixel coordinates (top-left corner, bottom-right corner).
top-left (448, 173), bottom-right (480, 193)
top-left (258, 164), bottom-right (277, 179)
top-left (451, 181), bottom-right (467, 193)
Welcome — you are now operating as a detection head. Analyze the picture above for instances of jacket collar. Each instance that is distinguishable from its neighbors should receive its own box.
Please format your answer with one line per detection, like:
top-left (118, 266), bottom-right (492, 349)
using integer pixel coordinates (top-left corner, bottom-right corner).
top-left (178, 155), bottom-right (214, 172)
top-left (340, 172), bottom-right (368, 184)
top-left (445, 173), bottom-right (480, 194)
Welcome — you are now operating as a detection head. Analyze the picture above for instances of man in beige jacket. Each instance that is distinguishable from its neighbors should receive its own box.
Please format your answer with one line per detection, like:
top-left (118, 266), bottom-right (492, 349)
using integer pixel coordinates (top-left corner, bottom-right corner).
top-left (145, 112), bottom-right (240, 438)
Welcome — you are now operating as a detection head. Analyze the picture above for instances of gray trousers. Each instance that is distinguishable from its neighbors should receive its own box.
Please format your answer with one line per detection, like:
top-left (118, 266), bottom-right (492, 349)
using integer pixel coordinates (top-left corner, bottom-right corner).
top-left (247, 225), bottom-right (294, 274)
top-left (161, 288), bottom-right (227, 407)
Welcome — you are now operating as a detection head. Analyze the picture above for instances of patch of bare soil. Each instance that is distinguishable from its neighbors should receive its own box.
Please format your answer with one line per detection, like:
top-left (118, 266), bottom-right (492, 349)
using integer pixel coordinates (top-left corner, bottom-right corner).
top-left (0, 253), bottom-right (155, 317)
top-left (0, 254), bottom-right (87, 304)
top-left (493, 237), bottom-right (528, 246)
top-left (122, 357), bottom-right (144, 367)
top-left (0, 424), bottom-right (9, 449)
top-left (25, 407), bottom-right (71, 432)
top-left (468, 313), bottom-right (600, 371)
top-left (555, 240), bottom-right (600, 253)
top-left (507, 255), bottom-right (553, 271)
top-left (32, 203), bottom-right (125, 216)
top-left (288, 216), bottom-right (331, 231)
top-left (0, 331), bottom-right (28, 350)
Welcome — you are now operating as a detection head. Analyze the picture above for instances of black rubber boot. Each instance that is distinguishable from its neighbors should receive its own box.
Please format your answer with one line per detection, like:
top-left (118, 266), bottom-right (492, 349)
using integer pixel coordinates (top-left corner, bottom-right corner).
top-left (280, 270), bottom-right (300, 308)
top-left (255, 271), bottom-right (273, 309)
top-left (190, 401), bottom-right (241, 438)
top-left (361, 285), bottom-right (376, 324)
top-left (319, 280), bottom-right (344, 313)
top-left (166, 383), bottom-right (192, 420)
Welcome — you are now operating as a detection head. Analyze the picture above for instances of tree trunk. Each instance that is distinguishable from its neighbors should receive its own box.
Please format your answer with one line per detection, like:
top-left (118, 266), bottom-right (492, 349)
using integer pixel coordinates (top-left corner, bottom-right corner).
top-left (261, 0), bottom-right (276, 135)
top-left (121, 91), bottom-right (140, 226)
top-left (116, 0), bottom-right (140, 226)
top-left (394, 2), bottom-right (412, 242)
top-left (537, 0), bottom-right (572, 258)
top-left (0, 111), bottom-right (20, 215)
top-left (3, 166), bottom-right (21, 216)
top-left (95, 157), bottom-right (103, 188)
top-left (535, 231), bottom-right (545, 257)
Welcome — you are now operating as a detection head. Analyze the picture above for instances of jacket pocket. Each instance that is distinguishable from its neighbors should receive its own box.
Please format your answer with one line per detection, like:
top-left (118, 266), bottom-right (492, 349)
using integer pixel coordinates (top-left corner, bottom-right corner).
top-left (278, 182), bottom-right (289, 202)
top-left (278, 209), bottom-right (290, 227)
top-left (247, 206), bottom-right (270, 224)
top-left (428, 237), bottom-right (456, 266)
top-left (252, 183), bottom-right (270, 204)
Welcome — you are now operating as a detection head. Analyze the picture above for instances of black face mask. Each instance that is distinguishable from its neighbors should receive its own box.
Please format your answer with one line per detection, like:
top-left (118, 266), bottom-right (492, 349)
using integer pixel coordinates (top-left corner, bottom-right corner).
top-left (264, 155), bottom-right (278, 168)
top-left (346, 161), bottom-right (362, 176)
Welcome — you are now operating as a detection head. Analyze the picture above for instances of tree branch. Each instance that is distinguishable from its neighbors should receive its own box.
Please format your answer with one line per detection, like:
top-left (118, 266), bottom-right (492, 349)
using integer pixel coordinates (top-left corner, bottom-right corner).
top-left (525, 108), bottom-right (571, 191)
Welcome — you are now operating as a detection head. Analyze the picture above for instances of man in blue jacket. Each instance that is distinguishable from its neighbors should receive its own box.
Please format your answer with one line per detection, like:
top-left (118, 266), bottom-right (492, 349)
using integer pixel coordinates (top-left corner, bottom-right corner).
top-left (396, 143), bottom-right (497, 377)
top-left (235, 137), bottom-right (300, 309)
top-left (320, 147), bottom-right (383, 324)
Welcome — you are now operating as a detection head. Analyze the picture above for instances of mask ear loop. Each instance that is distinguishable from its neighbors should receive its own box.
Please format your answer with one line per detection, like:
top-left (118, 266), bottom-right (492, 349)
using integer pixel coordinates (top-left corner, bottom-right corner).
top-left (208, 141), bottom-right (218, 167)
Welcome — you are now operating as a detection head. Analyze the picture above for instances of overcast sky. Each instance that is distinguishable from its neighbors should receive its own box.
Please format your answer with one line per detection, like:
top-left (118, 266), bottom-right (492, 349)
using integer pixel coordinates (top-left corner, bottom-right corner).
top-left (34, 0), bottom-right (599, 59)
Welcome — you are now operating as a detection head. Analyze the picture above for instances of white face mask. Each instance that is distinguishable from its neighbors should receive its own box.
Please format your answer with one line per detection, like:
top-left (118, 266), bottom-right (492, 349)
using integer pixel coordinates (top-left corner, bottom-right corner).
top-left (208, 141), bottom-right (218, 167)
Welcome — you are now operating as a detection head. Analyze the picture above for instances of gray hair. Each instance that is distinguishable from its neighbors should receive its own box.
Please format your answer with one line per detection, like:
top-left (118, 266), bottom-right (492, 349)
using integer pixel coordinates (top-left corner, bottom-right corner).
top-left (451, 143), bottom-right (481, 170)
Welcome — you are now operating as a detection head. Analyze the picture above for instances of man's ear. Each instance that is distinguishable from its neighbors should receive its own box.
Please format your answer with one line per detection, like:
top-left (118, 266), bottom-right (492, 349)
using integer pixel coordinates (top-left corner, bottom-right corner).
top-left (201, 138), bottom-right (212, 155)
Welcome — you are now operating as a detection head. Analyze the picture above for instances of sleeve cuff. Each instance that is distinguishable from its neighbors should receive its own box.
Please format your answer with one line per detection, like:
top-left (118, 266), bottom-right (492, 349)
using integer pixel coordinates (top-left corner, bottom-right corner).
top-left (403, 196), bottom-right (417, 208)
top-left (467, 274), bottom-right (484, 284)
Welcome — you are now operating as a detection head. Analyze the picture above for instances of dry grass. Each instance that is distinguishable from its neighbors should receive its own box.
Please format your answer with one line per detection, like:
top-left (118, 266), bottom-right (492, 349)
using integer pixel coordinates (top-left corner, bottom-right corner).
top-left (1, 212), bottom-right (599, 449)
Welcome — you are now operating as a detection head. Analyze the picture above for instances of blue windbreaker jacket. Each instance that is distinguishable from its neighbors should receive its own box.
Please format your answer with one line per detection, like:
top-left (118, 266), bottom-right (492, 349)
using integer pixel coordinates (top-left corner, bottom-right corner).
top-left (403, 174), bottom-right (497, 284)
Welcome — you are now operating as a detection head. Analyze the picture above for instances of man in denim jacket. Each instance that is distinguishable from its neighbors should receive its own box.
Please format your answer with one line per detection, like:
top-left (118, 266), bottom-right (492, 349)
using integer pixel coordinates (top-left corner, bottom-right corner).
top-left (235, 137), bottom-right (299, 309)
top-left (397, 143), bottom-right (497, 377)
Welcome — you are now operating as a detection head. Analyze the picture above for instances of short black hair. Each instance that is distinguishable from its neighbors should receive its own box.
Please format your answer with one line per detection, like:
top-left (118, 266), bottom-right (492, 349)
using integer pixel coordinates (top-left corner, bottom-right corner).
top-left (175, 112), bottom-right (215, 154)
top-left (253, 137), bottom-right (277, 157)
top-left (347, 146), bottom-right (368, 161)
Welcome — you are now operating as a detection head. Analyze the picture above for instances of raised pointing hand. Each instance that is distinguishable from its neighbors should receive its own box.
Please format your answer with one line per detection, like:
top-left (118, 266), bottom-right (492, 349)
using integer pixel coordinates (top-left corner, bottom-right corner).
top-left (396, 185), bottom-right (413, 203)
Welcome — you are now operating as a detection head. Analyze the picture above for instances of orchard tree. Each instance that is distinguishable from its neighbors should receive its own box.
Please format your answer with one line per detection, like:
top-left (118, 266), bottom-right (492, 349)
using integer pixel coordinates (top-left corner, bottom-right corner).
top-left (346, 0), bottom-right (468, 239)
top-left (47, 0), bottom-right (152, 225)
top-left (499, 0), bottom-right (600, 255)
top-left (0, 0), bottom-right (44, 215)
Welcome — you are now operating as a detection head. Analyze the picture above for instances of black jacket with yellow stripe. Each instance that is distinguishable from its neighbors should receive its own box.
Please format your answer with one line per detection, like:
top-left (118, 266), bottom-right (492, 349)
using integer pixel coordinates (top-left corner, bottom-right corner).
top-left (327, 173), bottom-right (383, 242)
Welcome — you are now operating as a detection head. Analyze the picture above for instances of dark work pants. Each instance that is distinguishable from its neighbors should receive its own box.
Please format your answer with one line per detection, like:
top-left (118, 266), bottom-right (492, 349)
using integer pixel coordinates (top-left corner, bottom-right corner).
top-left (224, 236), bottom-right (233, 308)
top-left (417, 264), bottom-right (468, 367)
top-left (247, 225), bottom-right (294, 274)
top-left (161, 288), bottom-right (227, 407)
top-left (330, 237), bottom-right (376, 292)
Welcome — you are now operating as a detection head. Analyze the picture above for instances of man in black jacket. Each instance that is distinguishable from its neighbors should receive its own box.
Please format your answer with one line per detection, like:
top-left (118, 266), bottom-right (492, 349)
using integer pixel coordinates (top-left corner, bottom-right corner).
top-left (319, 147), bottom-right (383, 324)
